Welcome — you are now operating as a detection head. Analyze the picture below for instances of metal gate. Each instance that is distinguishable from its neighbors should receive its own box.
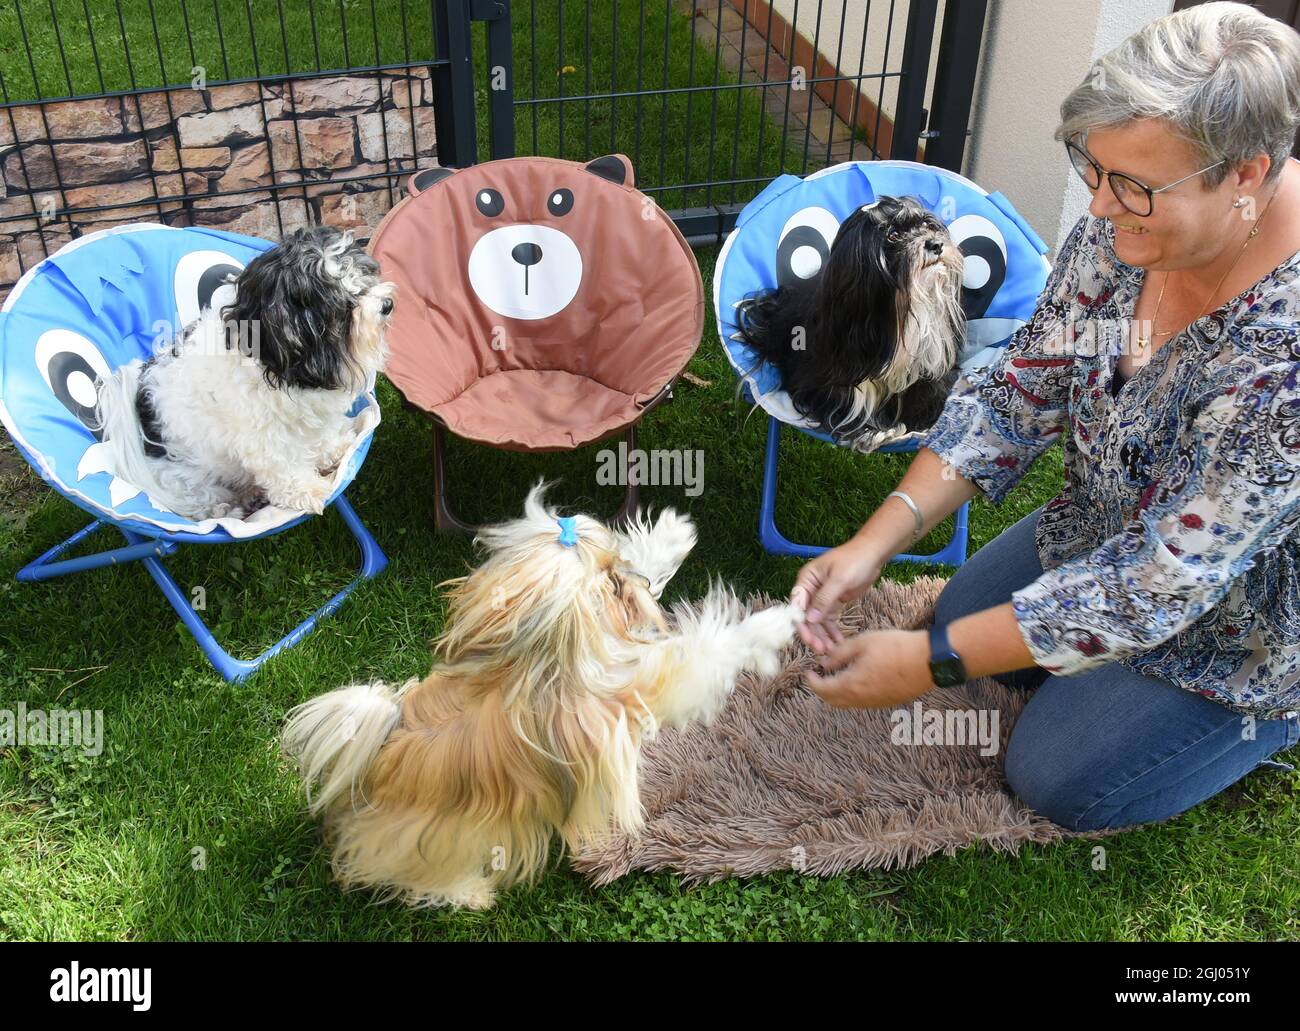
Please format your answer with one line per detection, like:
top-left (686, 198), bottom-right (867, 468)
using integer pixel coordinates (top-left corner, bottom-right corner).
top-left (431, 0), bottom-right (988, 242)
top-left (0, 0), bottom-right (987, 300)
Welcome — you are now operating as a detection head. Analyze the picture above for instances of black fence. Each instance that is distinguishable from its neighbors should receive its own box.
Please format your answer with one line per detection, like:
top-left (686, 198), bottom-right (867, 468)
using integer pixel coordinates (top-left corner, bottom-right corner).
top-left (0, 0), bottom-right (987, 291)
top-left (454, 0), bottom-right (987, 241)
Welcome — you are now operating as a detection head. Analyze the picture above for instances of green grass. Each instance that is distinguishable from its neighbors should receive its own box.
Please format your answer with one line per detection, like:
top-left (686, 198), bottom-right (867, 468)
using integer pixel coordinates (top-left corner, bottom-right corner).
top-left (1, 243), bottom-right (1298, 941)
top-left (1, 0), bottom-right (1295, 944)
top-left (0, 1), bottom-right (438, 100)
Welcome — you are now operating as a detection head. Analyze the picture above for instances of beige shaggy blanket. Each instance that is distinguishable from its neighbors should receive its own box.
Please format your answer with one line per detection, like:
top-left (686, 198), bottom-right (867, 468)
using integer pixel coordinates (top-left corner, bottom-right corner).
top-left (572, 576), bottom-right (1084, 885)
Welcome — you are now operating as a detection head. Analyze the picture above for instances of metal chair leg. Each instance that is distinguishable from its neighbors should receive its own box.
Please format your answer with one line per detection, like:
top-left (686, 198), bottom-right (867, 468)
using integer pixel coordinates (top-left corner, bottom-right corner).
top-left (431, 421), bottom-right (477, 534)
top-left (432, 420), bottom-right (644, 533)
top-left (612, 422), bottom-right (641, 527)
top-left (16, 492), bottom-right (388, 681)
top-left (757, 416), bottom-right (969, 566)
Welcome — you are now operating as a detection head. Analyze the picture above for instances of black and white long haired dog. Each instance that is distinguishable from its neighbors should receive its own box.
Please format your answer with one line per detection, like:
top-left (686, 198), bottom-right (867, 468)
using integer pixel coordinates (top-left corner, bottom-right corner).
top-left (92, 226), bottom-right (396, 520)
top-left (735, 196), bottom-right (965, 452)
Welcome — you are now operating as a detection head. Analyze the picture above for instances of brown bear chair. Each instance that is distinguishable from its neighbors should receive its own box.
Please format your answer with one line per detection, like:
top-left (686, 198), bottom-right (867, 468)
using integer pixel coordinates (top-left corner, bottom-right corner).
top-left (368, 154), bottom-right (703, 531)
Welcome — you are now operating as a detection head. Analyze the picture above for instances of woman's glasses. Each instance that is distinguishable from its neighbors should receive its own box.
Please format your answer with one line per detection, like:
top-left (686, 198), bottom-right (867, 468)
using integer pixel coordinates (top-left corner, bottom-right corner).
top-left (1065, 137), bottom-right (1225, 217)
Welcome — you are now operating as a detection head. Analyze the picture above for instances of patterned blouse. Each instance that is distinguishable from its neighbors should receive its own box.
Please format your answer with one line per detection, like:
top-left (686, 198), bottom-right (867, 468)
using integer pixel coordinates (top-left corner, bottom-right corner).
top-left (924, 213), bottom-right (1300, 720)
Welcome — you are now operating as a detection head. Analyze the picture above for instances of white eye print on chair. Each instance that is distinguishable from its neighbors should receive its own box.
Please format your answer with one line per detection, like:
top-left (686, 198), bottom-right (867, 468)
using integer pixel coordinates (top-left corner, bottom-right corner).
top-left (174, 250), bottom-right (244, 330)
top-left (33, 328), bottom-right (166, 509)
top-left (467, 222), bottom-right (584, 321)
top-left (947, 214), bottom-right (1007, 319)
top-left (774, 206), bottom-right (841, 287)
top-left (946, 213), bottom-right (1026, 363)
top-left (34, 328), bottom-right (111, 438)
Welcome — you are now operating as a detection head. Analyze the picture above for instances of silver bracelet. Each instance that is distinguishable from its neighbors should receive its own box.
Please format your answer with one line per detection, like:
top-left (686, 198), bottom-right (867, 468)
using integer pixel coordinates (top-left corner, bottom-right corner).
top-left (886, 490), bottom-right (924, 544)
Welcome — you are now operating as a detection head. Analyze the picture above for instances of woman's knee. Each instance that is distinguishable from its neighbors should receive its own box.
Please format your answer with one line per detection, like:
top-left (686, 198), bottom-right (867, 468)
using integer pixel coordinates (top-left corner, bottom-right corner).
top-left (1004, 674), bottom-right (1300, 833)
top-left (1003, 727), bottom-right (1101, 832)
top-left (1001, 669), bottom-right (1140, 832)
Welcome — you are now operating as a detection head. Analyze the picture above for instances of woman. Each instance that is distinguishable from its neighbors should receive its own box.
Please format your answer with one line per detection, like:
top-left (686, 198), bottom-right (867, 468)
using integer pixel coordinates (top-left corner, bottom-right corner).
top-left (790, 1), bottom-right (1300, 831)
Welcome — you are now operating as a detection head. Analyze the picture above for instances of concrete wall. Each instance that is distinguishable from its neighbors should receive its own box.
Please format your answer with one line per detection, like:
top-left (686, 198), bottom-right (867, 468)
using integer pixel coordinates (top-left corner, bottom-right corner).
top-left (765, 0), bottom-right (943, 151)
top-left (965, 0), bottom-right (1174, 252)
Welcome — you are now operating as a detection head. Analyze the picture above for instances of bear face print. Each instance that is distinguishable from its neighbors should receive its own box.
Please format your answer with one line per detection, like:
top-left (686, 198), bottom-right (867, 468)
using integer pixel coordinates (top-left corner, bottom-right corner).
top-left (392, 154), bottom-right (640, 326)
top-left (368, 154), bottom-right (705, 441)
top-left (466, 196), bottom-right (584, 320)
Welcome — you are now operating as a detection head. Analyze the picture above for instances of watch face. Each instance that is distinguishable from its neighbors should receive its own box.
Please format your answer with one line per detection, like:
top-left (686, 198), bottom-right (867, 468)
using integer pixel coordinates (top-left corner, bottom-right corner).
top-left (930, 657), bottom-right (966, 688)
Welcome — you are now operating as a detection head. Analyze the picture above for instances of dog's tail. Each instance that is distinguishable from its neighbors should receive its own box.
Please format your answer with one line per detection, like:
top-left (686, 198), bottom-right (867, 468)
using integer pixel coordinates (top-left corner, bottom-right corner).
top-left (90, 361), bottom-right (177, 504)
top-left (281, 681), bottom-right (408, 815)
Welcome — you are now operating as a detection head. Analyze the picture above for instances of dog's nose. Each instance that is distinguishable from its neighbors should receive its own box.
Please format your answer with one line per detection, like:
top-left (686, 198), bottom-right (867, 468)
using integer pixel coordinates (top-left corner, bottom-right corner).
top-left (511, 242), bottom-right (543, 267)
top-left (924, 238), bottom-right (944, 258)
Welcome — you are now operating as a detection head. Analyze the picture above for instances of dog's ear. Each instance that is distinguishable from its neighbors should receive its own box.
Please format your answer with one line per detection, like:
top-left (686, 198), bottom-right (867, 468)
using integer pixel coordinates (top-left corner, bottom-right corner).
top-left (814, 208), bottom-right (903, 382)
top-left (222, 241), bottom-right (356, 392)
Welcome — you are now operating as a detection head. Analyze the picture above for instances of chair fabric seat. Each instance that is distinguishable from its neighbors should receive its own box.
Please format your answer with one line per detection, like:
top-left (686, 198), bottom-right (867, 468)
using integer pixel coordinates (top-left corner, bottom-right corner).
top-left (435, 368), bottom-right (645, 452)
top-left (369, 154), bottom-right (701, 453)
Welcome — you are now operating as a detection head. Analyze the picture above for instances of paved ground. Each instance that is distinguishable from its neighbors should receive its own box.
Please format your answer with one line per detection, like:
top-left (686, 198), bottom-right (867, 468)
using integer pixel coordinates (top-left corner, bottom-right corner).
top-left (679, 0), bottom-right (878, 171)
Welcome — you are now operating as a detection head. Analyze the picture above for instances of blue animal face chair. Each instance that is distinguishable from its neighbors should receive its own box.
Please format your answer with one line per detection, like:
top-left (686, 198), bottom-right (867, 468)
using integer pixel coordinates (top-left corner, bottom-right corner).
top-left (0, 223), bottom-right (388, 680)
top-left (717, 160), bottom-right (1051, 564)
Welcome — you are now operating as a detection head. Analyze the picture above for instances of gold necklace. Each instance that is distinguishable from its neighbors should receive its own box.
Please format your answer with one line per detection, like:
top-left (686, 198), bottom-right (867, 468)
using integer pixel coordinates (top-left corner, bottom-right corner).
top-left (1135, 187), bottom-right (1279, 353)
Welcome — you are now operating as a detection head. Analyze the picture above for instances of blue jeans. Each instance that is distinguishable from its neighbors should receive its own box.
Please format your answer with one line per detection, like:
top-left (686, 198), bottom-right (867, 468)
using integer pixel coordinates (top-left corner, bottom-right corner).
top-left (933, 505), bottom-right (1300, 832)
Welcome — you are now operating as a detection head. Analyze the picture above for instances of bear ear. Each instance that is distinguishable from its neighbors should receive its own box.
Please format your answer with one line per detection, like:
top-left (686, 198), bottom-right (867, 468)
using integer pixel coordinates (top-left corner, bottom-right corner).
top-left (406, 166), bottom-right (457, 197)
top-left (585, 154), bottom-right (634, 188)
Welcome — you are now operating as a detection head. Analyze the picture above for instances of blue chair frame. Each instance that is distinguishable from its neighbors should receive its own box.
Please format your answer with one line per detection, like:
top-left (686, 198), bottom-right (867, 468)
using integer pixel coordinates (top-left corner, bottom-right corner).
top-left (16, 495), bottom-right (388, 681)
top-left (756, 416), bottom-right (969, 566)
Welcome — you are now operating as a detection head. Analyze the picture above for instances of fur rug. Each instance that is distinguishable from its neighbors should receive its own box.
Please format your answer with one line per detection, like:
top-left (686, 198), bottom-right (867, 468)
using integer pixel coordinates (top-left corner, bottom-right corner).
top-left (572, 576), bottom-right (1084, 885)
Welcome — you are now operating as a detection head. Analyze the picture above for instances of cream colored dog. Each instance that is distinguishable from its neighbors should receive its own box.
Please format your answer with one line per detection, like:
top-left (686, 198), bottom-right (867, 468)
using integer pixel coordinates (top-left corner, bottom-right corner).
top-left (282, 484), bottom-right (802, 909)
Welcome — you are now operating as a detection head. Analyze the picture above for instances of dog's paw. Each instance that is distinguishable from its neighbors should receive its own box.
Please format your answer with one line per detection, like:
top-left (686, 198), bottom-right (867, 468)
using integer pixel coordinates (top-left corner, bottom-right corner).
top-left (436, 879), bottom-right (497, 911)
top-left (318, 436), bottom-right (354, 478)
top-left (237, 488), bottom-right (269, 515)
top-left (655, 507), bottom-right (696, 548)
top-left (736, 603), bottom-right (802, 676)
top-left (646, 509), bottom-right (696, 589)
top-left (268, 480), bottom-right (331, 515)
top-left (619, 507), bottom-right (698, 598)
top-left (849, 426), bottom-right (923, 454)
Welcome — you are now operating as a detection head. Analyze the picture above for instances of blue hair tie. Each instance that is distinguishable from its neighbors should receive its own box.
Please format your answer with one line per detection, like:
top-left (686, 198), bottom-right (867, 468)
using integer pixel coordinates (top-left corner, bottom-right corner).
top-left (556, 516), bottom-right (578, 547)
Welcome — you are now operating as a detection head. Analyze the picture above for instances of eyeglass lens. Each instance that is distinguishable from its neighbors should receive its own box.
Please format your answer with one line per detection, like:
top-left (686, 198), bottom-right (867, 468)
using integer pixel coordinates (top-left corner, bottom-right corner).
top-left (1066, 141), bottom-right (1152, 216)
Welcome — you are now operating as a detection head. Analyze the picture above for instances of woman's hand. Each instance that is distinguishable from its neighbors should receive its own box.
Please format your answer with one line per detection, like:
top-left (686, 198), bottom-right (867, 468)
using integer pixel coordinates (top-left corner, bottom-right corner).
top-left (789, 538), bottom-right (883, 653)
top-left (805, 628), bottom-right (933, 708)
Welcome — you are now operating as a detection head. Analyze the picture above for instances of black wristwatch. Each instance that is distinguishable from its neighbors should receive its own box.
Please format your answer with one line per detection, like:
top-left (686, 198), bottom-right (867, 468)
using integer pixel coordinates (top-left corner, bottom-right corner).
top-left (927, 623), bottom-right (967, 687)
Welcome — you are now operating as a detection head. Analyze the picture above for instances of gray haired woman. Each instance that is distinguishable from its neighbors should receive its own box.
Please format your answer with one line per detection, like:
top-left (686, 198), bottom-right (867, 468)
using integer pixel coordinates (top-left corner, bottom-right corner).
top-left (789, 1), bottom-right (1300, 830)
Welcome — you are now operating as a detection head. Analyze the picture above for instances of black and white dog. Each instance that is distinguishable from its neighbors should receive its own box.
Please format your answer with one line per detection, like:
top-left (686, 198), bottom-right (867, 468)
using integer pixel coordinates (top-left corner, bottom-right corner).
top-left (735, 196), bottom-right (965, 452)
top-left (92, 226), bottom-right (396, 520)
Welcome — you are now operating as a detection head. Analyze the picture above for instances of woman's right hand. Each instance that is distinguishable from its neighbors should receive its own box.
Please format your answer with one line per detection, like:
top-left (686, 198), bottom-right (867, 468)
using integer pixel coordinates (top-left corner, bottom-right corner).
top-left (789, 538), bottom-right (884, 653)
